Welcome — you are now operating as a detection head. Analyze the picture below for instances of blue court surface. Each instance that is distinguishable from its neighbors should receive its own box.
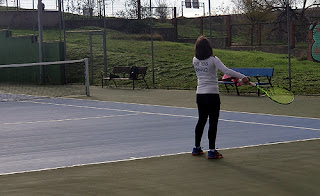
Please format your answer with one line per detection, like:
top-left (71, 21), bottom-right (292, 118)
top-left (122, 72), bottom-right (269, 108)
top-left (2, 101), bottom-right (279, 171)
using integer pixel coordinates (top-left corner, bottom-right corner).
top-left (1, 98), bottom-right (319, 175)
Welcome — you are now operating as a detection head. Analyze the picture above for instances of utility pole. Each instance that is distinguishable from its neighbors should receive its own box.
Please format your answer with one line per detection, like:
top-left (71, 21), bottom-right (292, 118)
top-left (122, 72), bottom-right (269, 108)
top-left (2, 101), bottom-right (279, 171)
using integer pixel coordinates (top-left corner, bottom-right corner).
top-left (209, 0), bottom-right (212, 44)
top-left (138, 0), bottom-right (141, 19)
top-left (150, 0), bottom-right (155, 88)
top-left (58, 0), bottom-right (62, 42)
top-left (286, 0), bottom-right (292, 90)
top-left (103, 0), bottom-right (108, 81)
top-left (38, 0), bottom-right (44, 84)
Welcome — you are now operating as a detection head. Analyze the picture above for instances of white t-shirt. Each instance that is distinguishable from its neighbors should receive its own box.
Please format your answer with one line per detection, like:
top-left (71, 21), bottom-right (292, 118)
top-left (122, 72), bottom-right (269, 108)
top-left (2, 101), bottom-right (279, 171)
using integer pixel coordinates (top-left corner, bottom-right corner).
top-left (193, 56), bottom-right (246, 94)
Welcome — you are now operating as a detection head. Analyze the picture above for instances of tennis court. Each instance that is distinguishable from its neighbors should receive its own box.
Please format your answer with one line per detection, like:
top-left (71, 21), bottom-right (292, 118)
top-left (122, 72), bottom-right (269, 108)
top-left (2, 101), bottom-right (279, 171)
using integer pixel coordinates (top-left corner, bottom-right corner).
top-left (0, 87), bottom-right (319, 195)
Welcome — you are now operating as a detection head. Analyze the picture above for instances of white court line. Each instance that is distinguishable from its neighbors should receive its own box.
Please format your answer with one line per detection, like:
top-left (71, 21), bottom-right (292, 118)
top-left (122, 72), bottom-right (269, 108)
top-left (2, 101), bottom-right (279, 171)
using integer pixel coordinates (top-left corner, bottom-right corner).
top-left (0, 113), bottom-right (139, 125)
top-left (61, 97), bottom-right (320, 120)
top-left (15, 100), bottom-right (320, 131)
top-left (219, 119), bottom-right (320, 131)
top-left (21, 100), bottom-right (138, 113)
top-left (1, 137), bottom-right (320, 176)
top-left (221, 110), bottom-right (320, 120)
top-left (25, 98), bottom-right (320, 120)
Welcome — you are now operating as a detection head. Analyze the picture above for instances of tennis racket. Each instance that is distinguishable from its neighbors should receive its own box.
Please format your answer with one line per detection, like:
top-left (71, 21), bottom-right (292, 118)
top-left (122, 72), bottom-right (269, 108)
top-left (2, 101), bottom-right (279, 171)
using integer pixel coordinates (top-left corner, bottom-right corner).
top-left (249, 82), bottom-right (294, 105)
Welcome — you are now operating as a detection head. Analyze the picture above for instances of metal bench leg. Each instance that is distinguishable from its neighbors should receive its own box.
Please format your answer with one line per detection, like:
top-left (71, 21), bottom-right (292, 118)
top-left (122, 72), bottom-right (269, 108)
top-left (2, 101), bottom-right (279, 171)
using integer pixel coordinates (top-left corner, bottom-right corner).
top-left (101, 73), bottom-right (104, 88)
top-left (113, 80), bottom-right (117, 87)
top-left (144, 79), bottom-right (149, 89)
top-left (141, 76), bottom-right (149, 89)
top-left (224, 84), bottom-right (230, 93)
top-left (235, 84), bottom-right (240, 96)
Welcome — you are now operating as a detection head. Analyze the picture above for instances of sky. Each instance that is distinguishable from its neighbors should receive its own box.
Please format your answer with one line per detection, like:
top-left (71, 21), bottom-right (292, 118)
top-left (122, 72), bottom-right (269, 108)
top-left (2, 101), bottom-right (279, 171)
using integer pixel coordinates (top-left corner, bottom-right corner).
top-left (3, 0), bottom-right (235, 17)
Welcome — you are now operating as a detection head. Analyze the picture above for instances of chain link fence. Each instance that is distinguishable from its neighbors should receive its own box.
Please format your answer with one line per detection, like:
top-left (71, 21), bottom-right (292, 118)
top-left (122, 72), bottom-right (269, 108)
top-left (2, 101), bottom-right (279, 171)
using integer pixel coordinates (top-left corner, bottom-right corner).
top-left (0, 1), bottom-right (319, 94)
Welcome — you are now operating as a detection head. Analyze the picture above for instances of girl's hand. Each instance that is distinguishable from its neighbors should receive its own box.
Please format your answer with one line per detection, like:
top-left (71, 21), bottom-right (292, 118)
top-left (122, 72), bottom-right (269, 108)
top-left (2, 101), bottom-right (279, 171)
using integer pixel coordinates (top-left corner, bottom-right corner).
top-left (241, 77), bottom-right (250, 84)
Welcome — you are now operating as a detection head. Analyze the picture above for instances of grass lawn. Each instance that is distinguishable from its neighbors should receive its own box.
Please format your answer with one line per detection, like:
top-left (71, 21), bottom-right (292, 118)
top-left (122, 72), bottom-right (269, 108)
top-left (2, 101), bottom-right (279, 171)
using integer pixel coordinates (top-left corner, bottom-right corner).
top-left (9, 27), bottom-right (320, 95)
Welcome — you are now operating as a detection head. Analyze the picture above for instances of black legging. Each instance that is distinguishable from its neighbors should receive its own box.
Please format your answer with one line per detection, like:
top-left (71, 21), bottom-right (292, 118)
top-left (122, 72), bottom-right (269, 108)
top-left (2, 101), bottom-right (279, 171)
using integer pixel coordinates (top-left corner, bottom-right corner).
top-left (195, 94), bottom-right (220, 149)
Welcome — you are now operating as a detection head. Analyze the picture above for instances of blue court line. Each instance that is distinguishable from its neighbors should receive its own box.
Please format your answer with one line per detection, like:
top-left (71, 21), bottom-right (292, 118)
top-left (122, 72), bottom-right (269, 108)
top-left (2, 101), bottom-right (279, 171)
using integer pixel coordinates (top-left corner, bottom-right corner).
top-left (0, 98), bottom-right (319, 175)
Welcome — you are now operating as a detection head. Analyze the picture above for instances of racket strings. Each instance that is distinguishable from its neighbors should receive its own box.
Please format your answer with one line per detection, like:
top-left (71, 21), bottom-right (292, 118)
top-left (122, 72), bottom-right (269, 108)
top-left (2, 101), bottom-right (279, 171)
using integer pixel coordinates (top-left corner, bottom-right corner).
top-left (267, 87), bottom-right (294, 104)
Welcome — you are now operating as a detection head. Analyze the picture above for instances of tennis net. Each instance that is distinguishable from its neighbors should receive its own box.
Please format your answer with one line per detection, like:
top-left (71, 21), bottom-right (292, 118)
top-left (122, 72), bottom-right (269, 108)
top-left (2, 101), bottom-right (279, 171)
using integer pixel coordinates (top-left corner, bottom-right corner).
top-left (0, 59), bottom-right (90, 101)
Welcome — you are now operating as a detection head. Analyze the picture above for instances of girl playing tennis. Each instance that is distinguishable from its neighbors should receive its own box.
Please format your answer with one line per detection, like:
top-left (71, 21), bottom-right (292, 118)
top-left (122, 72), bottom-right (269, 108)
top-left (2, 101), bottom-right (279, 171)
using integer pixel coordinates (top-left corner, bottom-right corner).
top-left (192, 36), bottom-right (250, 159)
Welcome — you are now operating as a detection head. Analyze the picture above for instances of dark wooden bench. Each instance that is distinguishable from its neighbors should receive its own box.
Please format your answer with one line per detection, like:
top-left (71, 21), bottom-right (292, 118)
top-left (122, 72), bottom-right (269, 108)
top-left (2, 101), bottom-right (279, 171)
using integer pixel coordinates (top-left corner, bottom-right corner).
top-left (219, 68), bottom-right (274, 96)
top-left (101, 66), bottom-right (149, 90)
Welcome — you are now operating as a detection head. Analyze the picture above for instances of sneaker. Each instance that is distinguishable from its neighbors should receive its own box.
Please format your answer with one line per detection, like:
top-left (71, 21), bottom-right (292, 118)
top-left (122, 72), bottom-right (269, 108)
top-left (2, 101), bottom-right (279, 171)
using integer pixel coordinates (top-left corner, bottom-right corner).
top-left (192, 147), bottom-right (204, 155)
top-left (208, 150), bottom-right (223, 159)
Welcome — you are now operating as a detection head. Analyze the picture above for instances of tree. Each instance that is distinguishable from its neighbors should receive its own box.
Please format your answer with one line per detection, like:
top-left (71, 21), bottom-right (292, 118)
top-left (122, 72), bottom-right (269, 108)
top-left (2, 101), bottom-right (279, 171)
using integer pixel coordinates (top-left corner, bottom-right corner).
top-left (214, 2), bottom-right (233, 15)
top-left (232, 0), bottom-right (275, 23)
top-left (270, 0), bottom-right (313, 20)
top-left (116, 0), bottom-right (150, 19)
top-left (271, 0), bottom-right (311, 43)
top-left (231, 0), bottom-right (276, 45)
top-left (155, 0), bottom-right (170, 22)
top-left (64, 0), bottom-right (96, 16)
top-left (83, 0), bottom-right (95, 17)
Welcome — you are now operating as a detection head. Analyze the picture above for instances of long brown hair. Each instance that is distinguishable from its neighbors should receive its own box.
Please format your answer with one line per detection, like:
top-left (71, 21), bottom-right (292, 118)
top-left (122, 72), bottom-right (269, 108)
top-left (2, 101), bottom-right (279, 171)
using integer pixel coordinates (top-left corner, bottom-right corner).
top-left (194, 36), bottom-right (213, 60)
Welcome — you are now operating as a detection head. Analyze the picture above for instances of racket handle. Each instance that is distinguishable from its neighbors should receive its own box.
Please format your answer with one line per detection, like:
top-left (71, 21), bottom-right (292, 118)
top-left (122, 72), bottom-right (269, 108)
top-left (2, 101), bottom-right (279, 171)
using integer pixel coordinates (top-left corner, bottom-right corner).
top-left (249, 82), bottom-right (257, 87)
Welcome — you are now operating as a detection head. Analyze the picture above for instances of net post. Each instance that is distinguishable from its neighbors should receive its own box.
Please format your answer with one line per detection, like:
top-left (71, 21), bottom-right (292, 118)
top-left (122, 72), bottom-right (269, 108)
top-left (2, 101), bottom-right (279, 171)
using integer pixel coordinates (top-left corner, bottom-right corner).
top-left (84, 58), bottom-right (90, 96)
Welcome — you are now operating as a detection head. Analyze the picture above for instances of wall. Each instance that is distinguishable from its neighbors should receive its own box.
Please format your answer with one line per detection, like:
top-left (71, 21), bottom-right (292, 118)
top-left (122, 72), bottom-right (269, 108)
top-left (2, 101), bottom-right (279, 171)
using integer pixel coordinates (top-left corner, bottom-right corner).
top-left (178, 37), bottom-right (228, 49)
top-left (0, 29), bottom-right (65, 84)
top-left (0, 11), bottom-right (60, 29)
top-left (309, 24), bottom-right (320, 62)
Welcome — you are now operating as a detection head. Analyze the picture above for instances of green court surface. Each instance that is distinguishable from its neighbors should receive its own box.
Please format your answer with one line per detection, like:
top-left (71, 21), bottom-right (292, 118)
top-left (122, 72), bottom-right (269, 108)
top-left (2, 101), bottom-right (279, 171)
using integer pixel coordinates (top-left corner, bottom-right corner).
top-left (1, 87), bottom-right (319, 195)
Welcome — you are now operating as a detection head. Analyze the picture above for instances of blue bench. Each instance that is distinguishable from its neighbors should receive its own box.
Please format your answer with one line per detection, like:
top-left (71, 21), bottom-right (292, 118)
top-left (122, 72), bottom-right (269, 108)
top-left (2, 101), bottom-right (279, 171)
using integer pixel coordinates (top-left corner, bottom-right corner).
top-left (219, 68), bottom-right (274, 96)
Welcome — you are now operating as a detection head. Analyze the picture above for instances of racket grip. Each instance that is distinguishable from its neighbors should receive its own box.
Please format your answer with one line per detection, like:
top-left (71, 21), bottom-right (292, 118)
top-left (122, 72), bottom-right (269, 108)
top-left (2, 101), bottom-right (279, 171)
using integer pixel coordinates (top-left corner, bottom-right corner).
top-left (249, 82), bottom-right (257, 87)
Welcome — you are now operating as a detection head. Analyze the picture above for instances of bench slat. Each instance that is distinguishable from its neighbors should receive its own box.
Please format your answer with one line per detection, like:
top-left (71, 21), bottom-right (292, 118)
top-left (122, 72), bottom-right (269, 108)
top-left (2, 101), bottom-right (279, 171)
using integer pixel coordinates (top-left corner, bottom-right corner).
top-left (230, 68), bottom-right (274, 77)
top-left (104, 78), bottom-right (131, 81)
top-left (112, 67), bottom-right (131, 73)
